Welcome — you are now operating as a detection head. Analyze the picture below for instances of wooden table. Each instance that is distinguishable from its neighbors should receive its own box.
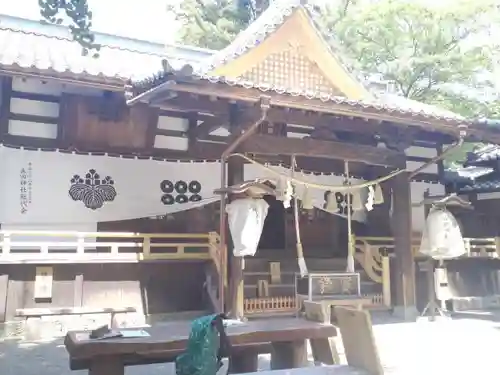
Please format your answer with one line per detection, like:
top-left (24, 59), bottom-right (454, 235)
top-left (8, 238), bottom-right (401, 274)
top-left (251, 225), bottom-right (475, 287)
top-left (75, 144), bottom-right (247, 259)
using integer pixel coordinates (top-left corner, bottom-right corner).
top-left (64, 317), bottom-right (337, 375)
top-left (238, 366), bottom-right (369, 375)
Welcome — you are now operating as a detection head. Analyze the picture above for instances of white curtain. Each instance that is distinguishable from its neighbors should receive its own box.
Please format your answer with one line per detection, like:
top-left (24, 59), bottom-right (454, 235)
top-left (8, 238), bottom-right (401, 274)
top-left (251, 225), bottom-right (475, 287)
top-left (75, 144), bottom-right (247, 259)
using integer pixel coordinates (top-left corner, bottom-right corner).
top-left (0, 147), bottom-right (221, 225)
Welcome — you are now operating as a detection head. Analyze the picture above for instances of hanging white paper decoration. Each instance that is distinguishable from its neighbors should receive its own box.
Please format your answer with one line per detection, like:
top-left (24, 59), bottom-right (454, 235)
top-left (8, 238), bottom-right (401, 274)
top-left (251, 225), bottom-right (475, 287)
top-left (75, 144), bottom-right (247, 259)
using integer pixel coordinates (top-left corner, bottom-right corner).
top-left (419, 207), bottom-right (466, 259)
top-left (374, 183), bottom-right (384, 205)
top-left (325, 191), bottom-right (339, 213)
top-left (301, 185), bottom-right (314, 210)
top-left (275, 177), bottom-right (287, 198)
top-left (226, 198), bottom-right (269, 257)
top-left (351, 190), bottom-right (363, 211)
top-left (365, 185), bottom-right (375, 211)
top-left (279, 179), bottom-right (293, 208)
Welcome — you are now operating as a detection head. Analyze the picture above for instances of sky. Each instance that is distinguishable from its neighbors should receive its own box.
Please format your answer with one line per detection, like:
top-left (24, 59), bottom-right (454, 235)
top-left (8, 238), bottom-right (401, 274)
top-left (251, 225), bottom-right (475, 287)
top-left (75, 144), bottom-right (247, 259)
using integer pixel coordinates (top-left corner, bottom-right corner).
top-left (0, 0), bottom-right (462, 43)
top-left (0, 0), bottom-right (182, 43)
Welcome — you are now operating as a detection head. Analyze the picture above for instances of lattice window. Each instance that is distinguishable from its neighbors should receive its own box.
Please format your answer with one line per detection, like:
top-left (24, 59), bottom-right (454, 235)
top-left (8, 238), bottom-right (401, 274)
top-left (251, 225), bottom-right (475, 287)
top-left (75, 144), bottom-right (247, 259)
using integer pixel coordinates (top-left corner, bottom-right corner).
top-left (240, 49), bottom-right (341, 96)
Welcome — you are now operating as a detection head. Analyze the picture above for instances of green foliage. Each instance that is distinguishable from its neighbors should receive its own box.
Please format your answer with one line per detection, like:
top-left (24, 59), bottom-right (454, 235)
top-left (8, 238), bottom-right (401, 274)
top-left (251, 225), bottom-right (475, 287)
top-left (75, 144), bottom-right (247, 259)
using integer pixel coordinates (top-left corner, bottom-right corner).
top-left (39, 0), bottom-right (100, 57)
top-left (330, 0), bottom-right (499, 115)
top-left (168, 0), bottom-right (500, 116)
top-left (166, 0), bottom-right (268, 50)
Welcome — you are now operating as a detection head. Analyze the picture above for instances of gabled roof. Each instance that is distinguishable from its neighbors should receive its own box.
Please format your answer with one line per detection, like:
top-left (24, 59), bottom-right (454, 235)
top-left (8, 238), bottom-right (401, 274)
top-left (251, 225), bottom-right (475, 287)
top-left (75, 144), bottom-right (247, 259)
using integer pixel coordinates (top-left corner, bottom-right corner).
top-left (0, 13), bottom-right (469, 128)
top-left (200, 0), bottom-right (370, 100)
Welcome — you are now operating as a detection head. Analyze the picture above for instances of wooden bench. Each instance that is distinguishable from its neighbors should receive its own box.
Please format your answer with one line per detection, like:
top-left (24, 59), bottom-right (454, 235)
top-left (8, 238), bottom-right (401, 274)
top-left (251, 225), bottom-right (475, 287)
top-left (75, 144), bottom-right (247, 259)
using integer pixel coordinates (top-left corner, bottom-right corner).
top-left (64, 317), bottom-right (338, 375)
top-left (16, 306), bottom-right (137, 330)
top-left (238, 366), bottom-right (369, 375)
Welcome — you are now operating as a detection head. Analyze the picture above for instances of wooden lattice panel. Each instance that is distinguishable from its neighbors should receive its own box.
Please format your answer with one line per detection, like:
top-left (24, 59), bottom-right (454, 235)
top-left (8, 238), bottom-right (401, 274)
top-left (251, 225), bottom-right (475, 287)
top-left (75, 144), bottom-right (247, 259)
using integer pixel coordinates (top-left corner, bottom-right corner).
top-left (240, 49), bottom-right (342, 95)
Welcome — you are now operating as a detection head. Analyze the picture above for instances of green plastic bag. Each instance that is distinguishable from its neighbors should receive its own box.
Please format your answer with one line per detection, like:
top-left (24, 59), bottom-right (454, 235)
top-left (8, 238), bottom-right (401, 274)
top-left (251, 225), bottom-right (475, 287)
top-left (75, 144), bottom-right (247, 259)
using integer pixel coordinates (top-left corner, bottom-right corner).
top-left (175, 314), bottom-right (231, 375)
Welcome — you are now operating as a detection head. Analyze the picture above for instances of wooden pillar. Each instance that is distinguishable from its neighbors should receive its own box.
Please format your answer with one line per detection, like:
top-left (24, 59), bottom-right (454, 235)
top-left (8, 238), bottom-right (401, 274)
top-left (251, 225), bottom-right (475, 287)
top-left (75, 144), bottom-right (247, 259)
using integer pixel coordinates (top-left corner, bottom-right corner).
top-left (391, 172), bottom-right (418, 320)
top-left (227, 104), bottom-right (245, 319)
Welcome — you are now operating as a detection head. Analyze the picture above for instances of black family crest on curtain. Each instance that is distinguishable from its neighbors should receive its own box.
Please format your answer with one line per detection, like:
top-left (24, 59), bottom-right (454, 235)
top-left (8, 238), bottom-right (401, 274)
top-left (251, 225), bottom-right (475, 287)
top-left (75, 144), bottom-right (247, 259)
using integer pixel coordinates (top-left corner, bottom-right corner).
top-left (324, 191), bottom-right (354, 216)
top-left (160, 180), bottom-right (202, 205)
top-left (69, 169), bottom-right (117, 210)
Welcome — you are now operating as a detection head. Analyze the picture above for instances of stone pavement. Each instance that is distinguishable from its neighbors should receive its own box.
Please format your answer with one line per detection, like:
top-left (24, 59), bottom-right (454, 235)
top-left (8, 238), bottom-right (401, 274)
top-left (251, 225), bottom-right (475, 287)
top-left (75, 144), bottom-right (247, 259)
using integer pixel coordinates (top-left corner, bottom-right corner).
top-left (1, 311), bottom-right (500, 375)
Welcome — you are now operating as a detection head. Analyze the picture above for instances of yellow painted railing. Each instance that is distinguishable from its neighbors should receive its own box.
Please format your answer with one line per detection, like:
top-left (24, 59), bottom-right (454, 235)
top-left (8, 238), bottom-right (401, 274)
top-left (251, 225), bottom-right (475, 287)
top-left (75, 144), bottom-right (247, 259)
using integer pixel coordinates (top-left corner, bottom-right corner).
top-left (352, 235), bottom-right (500, 308)
top-left (354, 235), bottom-right (500, 261)
top-left (244, 296), bottom-right (297, 315)
top-left (0, 230), bottom-right (221, 263)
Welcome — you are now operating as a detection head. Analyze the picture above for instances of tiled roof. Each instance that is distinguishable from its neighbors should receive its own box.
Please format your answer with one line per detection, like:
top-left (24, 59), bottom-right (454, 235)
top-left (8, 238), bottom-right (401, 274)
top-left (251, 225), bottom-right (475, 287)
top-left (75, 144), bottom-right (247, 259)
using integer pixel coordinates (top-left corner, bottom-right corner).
top-left (127, 0), bottom-right (466, 125)
top-left (464, 144), bottom-right (500, 167)
top-left (444, 166), bottom-right (494, 184)
top-left (375, 93), bottom-right (464, 122)
top-left (0, 15), bottom-right (212, 84)
top-left (0, 14), bottom-right (467, 126)
top-left (459, 179), bottom-right (500, 193)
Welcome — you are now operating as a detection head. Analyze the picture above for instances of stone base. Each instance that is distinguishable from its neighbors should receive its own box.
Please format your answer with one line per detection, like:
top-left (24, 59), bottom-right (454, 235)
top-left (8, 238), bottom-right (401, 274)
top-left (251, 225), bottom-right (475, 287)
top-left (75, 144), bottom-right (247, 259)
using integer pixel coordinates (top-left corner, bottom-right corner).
top-left (392, 305), bottom-right (419, 321)
top-left (451, 295), bottom-right (500, 311)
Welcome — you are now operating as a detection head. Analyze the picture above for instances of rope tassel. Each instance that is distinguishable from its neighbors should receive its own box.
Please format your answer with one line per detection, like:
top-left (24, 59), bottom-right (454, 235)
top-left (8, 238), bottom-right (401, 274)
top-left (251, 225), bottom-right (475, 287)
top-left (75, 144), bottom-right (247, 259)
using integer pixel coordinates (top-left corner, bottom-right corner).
top-left (292, 156), bottom-right (308, 277)
top-left (374, 183), bottom-right (384, 205)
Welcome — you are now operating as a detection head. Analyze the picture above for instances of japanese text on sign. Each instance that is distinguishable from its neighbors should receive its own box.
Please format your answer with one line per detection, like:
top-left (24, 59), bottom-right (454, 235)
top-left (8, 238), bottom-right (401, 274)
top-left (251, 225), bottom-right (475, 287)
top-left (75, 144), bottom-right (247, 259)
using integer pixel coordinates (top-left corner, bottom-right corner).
top-left (20, 162), bottom-right (33, 214)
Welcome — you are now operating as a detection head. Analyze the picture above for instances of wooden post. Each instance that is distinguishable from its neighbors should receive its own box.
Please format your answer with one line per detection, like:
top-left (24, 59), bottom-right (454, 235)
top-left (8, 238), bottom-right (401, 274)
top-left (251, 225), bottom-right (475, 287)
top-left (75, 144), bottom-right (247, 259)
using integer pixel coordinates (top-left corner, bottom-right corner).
top-left (227, 104), bottom-right (246, 320)
top-left (391, 172), bottom-right (417, 320)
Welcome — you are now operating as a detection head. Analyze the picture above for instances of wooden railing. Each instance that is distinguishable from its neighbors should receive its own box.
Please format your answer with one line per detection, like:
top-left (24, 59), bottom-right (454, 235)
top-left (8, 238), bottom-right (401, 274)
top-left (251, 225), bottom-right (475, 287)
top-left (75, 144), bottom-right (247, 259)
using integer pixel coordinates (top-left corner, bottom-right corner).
top-left (244, 296), bottom-right (297, 315)
top-left (352, 235), bottom-right (500, 309)
top-left (351, 235), bottom-right (392, 308)
top-left (0, 230), bottom-right (221, 263)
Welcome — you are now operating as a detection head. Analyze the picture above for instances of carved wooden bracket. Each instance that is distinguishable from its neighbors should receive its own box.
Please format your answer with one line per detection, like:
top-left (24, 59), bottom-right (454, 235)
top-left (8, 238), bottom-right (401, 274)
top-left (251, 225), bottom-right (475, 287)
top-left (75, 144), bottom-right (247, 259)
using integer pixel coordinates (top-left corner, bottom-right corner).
top-left (378, 123), bottom-right (417, 152)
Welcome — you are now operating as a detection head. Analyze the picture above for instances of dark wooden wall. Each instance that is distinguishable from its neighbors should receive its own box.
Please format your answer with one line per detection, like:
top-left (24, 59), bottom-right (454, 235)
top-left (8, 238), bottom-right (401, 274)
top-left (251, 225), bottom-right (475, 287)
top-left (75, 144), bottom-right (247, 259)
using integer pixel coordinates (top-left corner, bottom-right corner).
top-left (60, 94), bottom-right (153, 150)
top-left (0, 263), bottom-right (206, 321)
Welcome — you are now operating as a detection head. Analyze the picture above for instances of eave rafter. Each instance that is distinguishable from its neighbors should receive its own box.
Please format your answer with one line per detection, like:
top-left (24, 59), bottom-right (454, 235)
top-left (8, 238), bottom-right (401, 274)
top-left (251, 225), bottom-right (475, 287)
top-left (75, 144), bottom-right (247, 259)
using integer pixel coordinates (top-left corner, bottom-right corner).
top-left (157, 92), bottom-right (455, 146)
top-left (148, 81), bottom-right (467, 135)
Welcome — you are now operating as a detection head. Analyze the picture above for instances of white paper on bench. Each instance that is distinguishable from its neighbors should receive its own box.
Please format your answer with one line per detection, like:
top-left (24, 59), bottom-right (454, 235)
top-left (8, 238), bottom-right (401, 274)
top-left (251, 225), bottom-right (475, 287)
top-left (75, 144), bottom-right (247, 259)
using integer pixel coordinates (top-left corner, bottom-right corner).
top-left (97, 329), bottom-right (150, 340)
top-left (120, 330), bottom-right (150, 338)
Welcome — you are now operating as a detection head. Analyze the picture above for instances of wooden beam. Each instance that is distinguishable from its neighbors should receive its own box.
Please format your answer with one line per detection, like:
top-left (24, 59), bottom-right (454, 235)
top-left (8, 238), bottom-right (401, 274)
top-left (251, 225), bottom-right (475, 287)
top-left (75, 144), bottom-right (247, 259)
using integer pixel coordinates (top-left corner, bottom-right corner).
top-left (189, 116), bottom-right (228, 138)
top-left (166, 94), bottom-right (382, 134)
top-left (150, 84), bottom-right (500, 145)
top-left (240, 134), bottom-right (405, 168)
top-left (163, 94), bottom-right (456, 145)
top-left (161, 82), bottom-right (467, 132)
